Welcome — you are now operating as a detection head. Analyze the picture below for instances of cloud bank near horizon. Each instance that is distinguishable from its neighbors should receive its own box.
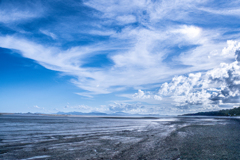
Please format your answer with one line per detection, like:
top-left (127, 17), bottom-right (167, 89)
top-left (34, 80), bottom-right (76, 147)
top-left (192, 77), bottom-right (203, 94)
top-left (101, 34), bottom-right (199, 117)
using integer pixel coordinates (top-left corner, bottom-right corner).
top-left (130, 48), bottom-right (240, 113)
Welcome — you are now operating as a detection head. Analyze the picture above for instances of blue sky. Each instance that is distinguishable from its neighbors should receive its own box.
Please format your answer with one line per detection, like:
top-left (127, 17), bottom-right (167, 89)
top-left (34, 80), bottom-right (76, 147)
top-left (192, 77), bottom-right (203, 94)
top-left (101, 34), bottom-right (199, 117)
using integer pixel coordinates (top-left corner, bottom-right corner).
top-left (1, 0), bottom-right (240, 115)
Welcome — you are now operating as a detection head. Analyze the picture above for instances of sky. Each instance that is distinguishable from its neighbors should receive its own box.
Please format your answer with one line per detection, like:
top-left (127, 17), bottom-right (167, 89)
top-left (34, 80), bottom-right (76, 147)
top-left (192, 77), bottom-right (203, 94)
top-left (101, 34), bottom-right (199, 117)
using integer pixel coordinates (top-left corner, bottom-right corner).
top-left (1, 0), bottom-right (240, 115)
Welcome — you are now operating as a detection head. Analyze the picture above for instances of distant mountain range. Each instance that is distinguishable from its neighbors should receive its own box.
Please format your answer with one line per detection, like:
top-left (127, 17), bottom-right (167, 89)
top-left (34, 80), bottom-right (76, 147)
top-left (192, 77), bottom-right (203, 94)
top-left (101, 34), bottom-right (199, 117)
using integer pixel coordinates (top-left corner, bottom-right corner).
top-left (1, 111), bottom-right (161, 117)
top-left (57, 111), bottom-right (108, 116)
top-left (183, 107), bottom-right (240, 116)
top-left (56, 111), bottom-right (160, 117)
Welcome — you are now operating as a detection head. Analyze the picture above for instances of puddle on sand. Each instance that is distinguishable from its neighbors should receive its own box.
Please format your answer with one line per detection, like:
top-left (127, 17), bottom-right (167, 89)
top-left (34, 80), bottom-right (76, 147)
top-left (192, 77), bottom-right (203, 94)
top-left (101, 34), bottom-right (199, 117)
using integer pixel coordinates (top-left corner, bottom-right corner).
top-left (154, 118), bottom-right (178, 122)
top-left (100, 136), bottom-right (142, 143)
top-left (23, 155), bottom-right (50, 160)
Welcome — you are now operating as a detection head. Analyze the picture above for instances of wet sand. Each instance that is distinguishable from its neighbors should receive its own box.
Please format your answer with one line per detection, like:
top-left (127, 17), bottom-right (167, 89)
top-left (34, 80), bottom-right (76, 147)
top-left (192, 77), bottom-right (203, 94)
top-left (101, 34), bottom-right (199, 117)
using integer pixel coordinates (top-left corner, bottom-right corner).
top-left (1, 115), bottom-right (240, 160)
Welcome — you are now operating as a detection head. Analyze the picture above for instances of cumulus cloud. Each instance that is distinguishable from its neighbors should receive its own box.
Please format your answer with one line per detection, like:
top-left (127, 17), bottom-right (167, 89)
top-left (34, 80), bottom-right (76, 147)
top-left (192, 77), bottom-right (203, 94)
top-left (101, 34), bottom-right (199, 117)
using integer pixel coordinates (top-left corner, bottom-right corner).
top-left (222, 40), bottom-right (240, 56)
top-left (108, 102), bottom-right (144, 113)
top-left (133, 89), bottom-right (150, 99)
top-left (133, 89), bottom-right (162, 101)
top-left (158, 50), bottom-right (240, 109)
top-left (107, 102), bottom-right (162, 114)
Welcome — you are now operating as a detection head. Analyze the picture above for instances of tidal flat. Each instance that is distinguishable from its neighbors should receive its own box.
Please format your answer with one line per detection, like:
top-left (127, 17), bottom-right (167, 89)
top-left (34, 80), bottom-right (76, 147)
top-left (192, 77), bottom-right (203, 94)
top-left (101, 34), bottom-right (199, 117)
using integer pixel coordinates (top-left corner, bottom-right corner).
top-left (1, 115), bottom-right (240, 160)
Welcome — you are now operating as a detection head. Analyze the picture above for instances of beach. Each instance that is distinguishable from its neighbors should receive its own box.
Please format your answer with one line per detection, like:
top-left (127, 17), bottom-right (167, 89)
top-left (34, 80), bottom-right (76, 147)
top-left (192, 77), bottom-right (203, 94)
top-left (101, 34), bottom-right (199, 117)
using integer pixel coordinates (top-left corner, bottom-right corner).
top-left (1, 115), bottom-right (240, 160)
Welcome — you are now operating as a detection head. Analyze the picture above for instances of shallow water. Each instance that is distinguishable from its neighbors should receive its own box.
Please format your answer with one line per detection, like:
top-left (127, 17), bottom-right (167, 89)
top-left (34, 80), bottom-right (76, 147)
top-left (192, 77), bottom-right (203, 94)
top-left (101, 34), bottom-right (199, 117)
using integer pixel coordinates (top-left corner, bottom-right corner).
top-left (1, 114), bottom-right (239, 159)
top-left (0, 115), bottom-right (177, 159)
top-left (0, 115), bottom-right (154, 144)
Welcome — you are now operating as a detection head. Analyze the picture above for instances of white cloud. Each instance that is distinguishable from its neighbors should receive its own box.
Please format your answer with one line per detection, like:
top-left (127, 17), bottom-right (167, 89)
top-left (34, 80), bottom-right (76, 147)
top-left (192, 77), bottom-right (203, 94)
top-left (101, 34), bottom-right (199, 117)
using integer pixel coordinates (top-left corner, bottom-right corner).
top-left (157, 50), bottom-right (240, 109)
top-left (172, 25), bottom-right (202, 40)
top-left (40, 30), bottom-right (57, 40)
top-left (0, 1), bottom-right (44, 23)
top-left (154, 95), bottom-right (162, 101)
top-left (199, 7), bottom-right (240, 16)
top-left (83, 0), bottom-right (207, 23)
top-left (116, 15), bottom-right (136, 24)
top-left (107, 102), bottom-right (155, 114)
top-left (133, 89), bottom-right (162, 101)
top-left (133, 89), bottom-right (150, 99)
top-left (62, 102), bottom-right (162, 114)
top-left (222, 40), bottom-right (240, 56)
top-left (0, 34), bottom-right (239, 97)
top-left (0, 11), bottom-right (37, 23)
top-left (1, 0), bottom-right (240, 100)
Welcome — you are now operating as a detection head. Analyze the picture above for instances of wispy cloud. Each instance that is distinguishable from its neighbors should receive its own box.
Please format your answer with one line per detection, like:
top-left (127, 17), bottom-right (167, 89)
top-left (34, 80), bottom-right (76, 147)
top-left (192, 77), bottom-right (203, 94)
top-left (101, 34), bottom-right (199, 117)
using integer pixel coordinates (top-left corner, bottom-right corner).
top-left (0, 1), bottom-right (44, 23)
top-left (1, 0), bottom-right (240, 113)
top-left (40, 30), bottom-right (57, 40)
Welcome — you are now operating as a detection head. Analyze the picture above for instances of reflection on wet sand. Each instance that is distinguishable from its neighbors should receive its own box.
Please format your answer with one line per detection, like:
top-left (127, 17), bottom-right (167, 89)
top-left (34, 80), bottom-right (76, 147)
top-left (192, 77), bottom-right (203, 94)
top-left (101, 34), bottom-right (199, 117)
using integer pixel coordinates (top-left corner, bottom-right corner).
top-left (1, 115), bottom-right (240, 159)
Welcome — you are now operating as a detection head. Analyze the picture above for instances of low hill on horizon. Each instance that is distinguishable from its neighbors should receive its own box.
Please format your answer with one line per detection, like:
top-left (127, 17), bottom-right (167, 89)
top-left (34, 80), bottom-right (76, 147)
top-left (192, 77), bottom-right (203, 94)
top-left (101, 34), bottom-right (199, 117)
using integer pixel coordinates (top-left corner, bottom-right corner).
top-left (183, 107), bottom-right (240, 116)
